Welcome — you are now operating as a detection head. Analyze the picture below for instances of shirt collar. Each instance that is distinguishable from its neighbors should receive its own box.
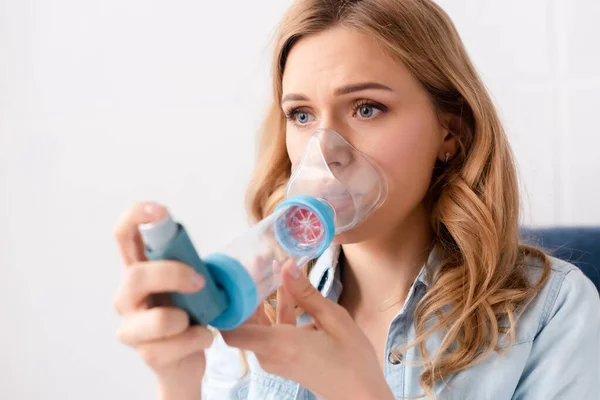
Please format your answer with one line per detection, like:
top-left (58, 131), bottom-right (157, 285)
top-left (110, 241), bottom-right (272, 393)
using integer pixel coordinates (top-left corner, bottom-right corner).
top-left (309, 243), bottom-right (442, 302)
top-left (308, 244), bottom-right (343, 302)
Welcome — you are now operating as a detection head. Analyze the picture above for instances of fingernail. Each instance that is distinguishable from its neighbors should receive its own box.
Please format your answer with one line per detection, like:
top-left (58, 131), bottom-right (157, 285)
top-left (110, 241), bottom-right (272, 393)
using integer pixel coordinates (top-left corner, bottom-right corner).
top-left (192, 273), bottom-right (205, 289)
top-left (144, 202), bottom-right (163, 216)
top-left (288, 266), bottom-right (301, 280)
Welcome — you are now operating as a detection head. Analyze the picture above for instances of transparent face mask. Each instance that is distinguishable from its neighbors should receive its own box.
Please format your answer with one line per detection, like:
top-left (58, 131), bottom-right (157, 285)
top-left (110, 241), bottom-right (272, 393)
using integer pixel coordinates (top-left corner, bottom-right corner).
top-left (285, 128), bottom-right (389, 234)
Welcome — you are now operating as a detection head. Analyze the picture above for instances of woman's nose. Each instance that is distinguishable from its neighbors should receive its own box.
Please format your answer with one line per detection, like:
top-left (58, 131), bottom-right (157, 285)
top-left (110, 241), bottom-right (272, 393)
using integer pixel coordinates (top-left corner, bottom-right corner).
top-left (314, 126), bottom-right (354, 172)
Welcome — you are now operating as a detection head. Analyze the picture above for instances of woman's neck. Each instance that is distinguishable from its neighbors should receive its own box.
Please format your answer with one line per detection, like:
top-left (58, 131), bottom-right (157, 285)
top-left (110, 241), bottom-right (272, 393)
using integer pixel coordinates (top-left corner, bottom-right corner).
top-left (338, 203), bottom-right (434, 316)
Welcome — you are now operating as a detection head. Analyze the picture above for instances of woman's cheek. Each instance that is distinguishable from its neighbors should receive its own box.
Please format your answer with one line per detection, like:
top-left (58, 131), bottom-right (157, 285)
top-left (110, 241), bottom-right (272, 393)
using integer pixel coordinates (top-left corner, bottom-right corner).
top-left (378, 137), bottom-right (438, 201)
top-left (286, 138), bottom-right (305, 167)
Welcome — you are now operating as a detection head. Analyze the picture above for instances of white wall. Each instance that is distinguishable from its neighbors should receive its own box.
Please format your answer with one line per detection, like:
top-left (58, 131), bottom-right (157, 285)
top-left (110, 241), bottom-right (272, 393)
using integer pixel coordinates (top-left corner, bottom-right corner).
top-left (437, 0), bottom-right (600, 226)
top-left (0, 1), bottom-right (598, 399)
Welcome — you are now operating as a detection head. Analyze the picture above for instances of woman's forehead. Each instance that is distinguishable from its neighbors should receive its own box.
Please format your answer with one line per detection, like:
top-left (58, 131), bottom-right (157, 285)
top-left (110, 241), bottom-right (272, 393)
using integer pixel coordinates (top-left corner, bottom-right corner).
top-left (281, 27), bottom-right (411, 95)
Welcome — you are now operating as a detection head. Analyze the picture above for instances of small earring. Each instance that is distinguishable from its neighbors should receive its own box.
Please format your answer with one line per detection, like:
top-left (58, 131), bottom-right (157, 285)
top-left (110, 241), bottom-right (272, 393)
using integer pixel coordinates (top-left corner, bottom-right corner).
top-left (445, 152), bottom-right (451, 163)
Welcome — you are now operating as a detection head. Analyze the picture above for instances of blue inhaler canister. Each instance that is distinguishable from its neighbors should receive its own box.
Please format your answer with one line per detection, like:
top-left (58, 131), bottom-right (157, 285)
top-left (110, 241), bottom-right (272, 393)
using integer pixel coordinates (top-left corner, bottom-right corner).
top-left (138, 215), bottom-right (229, 326)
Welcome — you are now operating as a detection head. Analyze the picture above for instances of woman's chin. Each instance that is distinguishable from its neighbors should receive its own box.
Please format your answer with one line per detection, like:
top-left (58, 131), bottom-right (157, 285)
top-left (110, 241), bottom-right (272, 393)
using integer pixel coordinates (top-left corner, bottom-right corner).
top-left (332, 226), bottom-right (374, 245)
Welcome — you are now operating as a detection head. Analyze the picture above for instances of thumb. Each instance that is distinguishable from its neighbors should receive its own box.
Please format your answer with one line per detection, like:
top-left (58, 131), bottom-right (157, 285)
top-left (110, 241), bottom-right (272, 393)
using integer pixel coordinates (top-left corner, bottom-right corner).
top-left (281, 262), bottom-right (339, 331)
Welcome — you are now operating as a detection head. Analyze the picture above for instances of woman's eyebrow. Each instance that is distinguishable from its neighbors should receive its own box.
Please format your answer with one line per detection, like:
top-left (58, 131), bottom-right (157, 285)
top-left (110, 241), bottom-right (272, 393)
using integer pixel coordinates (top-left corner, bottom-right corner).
top-left (281, 93), bottom-right (309, 103)
top-left (334, 82), bottom-right (394, 95)
top-left (281, 82), bottom-right (394, 104)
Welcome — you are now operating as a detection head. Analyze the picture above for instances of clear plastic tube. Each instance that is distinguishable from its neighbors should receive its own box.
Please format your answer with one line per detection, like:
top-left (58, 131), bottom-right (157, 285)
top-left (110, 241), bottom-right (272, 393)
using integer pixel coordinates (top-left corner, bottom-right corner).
top-left (212, 197), bottom-right (334, 303)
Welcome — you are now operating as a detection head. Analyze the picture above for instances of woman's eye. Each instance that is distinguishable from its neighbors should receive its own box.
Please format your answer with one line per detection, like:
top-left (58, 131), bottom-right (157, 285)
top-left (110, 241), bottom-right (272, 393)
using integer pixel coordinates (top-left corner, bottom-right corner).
top-left (286, 109), bottom-right (314, 126)
top-left (356, 105), bottom-right (382, 119)
top-left (296, 111), bottom-right (310, 124)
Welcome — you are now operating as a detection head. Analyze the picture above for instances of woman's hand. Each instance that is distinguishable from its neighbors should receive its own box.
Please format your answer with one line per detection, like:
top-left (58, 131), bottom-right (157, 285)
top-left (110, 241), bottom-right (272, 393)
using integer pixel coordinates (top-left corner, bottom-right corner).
top-left (221, 263), bottom-right (395, 400)
top-left (112, 202), bottom-right (214, 400)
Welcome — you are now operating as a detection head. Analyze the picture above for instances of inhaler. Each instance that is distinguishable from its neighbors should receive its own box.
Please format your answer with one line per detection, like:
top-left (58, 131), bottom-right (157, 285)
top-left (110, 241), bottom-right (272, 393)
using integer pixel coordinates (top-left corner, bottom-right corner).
top-left (138, 129), bottom-right (388, 330)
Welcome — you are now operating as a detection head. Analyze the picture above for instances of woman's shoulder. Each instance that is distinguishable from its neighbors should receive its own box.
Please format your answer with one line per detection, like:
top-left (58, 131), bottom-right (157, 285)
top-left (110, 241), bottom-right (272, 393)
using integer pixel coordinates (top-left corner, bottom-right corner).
top-left (514, 253), bottom-right (600, 346)
top-left (501, 254), bottom-right (600, 398)
top-left (522, 252), bottom-right (598, 309)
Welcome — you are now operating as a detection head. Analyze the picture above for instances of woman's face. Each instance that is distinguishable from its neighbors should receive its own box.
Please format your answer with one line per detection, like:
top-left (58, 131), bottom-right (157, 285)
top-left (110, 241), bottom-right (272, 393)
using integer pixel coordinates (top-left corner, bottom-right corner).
top-left (282, 26), bottom-right (455, 243)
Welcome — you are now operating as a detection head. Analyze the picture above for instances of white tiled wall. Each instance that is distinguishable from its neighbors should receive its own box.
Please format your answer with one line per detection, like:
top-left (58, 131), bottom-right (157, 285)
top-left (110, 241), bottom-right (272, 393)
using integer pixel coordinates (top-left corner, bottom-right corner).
top-left (438, 0), bottom-right (600, 226)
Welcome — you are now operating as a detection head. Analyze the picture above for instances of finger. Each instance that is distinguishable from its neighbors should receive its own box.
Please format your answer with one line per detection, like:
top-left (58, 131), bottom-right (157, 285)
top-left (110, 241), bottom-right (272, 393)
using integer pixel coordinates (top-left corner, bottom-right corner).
top-left (222, 324), bottom-right (308, 372)
top-left (274, 260), bottom-right (296, 325)
top-left (281, 262), bottom-right (346, 332)
top-left (113, 201), bottom-right (168, 267)
top-left (136, 326), bottom-right (214, 370)
top-left (272, 259), bottom-right (285, 276)
top-left (113, 260), bottom-right (205, 314)
top-left (276, 285), bottom-right (296, 325)
top-left (117, 307), bottom-right (190, 346)
top-left (221, 324), bottom-right (283, 355)
top-left (247, 255), bottom-right (266, 281)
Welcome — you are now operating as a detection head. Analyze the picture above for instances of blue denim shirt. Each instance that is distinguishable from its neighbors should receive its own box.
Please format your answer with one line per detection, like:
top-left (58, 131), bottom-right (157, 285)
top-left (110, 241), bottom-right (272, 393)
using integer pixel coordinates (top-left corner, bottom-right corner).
top-left (203, 245), bottom-right (600, 400)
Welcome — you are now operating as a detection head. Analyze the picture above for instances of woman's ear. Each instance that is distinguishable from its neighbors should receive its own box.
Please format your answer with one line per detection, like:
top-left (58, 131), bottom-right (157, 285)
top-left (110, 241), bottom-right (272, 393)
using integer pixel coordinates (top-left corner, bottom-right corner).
top-left (438, 113), bottom-right (461, 163)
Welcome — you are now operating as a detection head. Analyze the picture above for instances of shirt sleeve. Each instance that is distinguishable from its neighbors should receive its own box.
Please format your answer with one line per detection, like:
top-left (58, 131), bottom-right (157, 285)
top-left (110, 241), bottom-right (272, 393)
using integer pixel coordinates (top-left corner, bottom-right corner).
top-left (512, 267), bottom-right (600, 399)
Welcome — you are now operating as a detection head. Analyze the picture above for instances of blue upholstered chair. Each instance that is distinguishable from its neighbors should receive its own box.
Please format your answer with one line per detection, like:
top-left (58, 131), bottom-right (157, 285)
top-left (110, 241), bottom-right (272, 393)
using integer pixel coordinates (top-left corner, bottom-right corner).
top-left (520, 227), bottom-right (600, 294)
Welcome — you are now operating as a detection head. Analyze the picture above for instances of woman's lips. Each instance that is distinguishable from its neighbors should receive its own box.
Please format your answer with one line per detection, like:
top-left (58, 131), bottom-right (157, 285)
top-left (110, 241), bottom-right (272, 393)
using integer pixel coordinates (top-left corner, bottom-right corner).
top-left (324, 196), bottom-right (354, 214)
top-left (314, 184), bottom-right (357, 214)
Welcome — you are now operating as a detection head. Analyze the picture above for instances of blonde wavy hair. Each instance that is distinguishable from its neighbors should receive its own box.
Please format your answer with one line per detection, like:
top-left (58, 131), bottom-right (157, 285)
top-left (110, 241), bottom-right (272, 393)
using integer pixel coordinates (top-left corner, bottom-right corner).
top-left (243, 0), bottom-right (551, 397)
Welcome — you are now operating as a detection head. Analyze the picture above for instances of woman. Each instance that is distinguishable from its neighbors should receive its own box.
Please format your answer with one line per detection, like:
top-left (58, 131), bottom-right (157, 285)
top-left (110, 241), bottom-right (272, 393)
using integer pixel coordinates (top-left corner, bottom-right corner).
top-left (112, 0), bottom-right (600, 399)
